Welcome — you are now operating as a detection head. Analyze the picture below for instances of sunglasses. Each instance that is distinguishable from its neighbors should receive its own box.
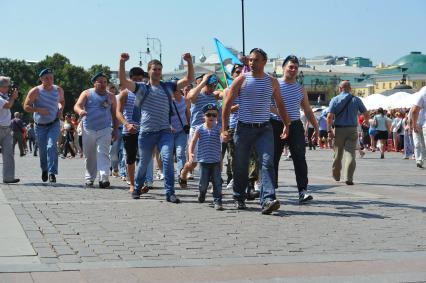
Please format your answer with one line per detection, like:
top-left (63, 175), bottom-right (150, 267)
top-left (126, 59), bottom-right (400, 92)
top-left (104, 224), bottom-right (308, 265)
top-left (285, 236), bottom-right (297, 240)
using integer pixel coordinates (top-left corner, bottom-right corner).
top-left (249, 48), bottom-right (267, 59)
top-left (205, 113), bottom-right (217, 118)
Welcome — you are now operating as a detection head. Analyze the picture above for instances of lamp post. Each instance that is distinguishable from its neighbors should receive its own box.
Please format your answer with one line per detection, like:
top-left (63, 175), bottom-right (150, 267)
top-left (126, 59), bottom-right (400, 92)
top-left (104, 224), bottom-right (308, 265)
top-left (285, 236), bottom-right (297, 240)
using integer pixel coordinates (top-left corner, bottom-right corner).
top-left (241, 0), bottom-right (245, 56)
top-left (146, 36), bottom-right (162, 63)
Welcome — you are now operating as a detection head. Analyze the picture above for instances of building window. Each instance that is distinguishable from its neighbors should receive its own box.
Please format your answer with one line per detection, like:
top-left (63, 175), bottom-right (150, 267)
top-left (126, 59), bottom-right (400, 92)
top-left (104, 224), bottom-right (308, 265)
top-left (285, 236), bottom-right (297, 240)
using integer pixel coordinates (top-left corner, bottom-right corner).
top-left (389, 82), bottom-right (392, 88)
top-left (382, 83), bottom-right (385, 89)
top-left (413, 81), bottom-right (417, 88)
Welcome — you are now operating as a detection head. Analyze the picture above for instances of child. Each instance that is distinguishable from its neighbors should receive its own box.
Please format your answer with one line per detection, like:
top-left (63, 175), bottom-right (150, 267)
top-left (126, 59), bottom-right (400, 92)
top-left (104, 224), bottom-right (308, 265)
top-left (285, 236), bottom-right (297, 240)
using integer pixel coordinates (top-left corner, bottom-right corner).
top-left (188, 103), bottom-right (223, 210)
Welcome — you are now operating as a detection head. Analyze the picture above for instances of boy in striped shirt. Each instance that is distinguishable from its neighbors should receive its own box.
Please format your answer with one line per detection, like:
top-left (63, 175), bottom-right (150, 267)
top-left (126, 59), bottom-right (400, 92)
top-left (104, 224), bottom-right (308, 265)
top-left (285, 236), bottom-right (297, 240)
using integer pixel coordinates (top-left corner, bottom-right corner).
top-left (188, 103), bottom-right (223, 210)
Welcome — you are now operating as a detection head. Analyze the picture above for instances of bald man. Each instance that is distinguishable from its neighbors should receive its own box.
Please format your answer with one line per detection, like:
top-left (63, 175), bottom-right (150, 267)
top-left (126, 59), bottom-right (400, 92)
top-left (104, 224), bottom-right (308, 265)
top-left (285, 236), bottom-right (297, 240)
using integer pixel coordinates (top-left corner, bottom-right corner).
top-left (326, 81), bottom-right (369, 185)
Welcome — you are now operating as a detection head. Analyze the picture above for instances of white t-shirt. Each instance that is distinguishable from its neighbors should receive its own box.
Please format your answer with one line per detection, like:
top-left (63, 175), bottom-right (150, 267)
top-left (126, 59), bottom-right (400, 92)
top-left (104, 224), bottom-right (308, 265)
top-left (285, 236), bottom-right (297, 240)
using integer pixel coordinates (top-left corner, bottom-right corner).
top-left (0, 94), bottom-right (11, 126)
top-left (415, 87), bottom-right (426, 128)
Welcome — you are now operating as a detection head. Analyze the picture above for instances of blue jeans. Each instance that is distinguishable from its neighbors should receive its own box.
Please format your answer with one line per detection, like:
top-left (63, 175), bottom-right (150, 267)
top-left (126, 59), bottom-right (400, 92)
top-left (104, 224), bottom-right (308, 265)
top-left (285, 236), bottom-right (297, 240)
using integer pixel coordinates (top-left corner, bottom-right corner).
top-left (403, 130), bottom-right (414, 158)
top-left (110, 129), bottom-right (126, 176)
top-left (199, 162), bottom-right (222, 204)
top-left (173, 130), bottom-right (188, 178)
top-left (135, 129), bottom-right (174, 197)
top-left (233, 122), bottom-right (276, 207)
top-left (35, 120), bottom-right (60, 175)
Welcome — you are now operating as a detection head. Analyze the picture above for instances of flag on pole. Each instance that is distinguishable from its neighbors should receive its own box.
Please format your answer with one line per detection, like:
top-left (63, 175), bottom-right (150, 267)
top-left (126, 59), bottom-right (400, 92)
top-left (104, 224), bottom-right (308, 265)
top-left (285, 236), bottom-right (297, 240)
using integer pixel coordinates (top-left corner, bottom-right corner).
top-left (214, 38), bottom-right (242, 88)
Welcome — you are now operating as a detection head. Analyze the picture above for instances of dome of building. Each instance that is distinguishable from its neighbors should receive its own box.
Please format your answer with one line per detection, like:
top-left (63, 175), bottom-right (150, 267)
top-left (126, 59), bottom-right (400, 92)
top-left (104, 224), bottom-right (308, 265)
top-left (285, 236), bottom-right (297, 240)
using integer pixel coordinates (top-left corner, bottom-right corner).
top-left (392, 51), bottom-right (426, 74)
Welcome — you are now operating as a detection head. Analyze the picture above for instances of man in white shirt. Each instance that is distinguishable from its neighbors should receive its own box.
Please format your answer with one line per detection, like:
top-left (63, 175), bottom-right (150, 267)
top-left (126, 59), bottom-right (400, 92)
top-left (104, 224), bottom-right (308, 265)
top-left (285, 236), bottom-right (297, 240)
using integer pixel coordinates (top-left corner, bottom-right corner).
top-left (411, 86), bottom-right (426, 168)
top-left (0, 76), bottom-right (20, 183)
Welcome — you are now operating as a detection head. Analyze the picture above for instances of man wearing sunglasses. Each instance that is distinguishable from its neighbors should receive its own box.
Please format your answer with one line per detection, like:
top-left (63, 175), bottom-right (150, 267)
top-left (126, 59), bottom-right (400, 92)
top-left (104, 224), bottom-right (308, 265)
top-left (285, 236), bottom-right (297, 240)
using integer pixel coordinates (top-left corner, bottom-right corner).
top-left (179, 73), bottom-right (221, 188)
top-left (222, 48), bottom-right (291, 214)
top-left (271, 55), bottom-right (319, 204)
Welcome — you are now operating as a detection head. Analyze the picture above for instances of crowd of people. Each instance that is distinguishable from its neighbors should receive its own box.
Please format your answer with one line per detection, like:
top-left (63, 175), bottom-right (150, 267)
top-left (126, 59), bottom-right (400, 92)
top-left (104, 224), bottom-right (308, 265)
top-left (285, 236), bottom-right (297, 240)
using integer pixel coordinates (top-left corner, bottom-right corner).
top-left (1, 48), bottom-right (425, 214)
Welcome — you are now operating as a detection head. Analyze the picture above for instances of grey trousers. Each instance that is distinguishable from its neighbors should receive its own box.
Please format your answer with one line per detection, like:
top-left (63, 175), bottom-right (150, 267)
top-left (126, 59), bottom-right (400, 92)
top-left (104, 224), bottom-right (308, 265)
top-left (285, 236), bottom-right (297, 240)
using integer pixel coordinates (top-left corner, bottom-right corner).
top-left (0, 126), bottom-right (16, 182)
top-left (332, 127), bottom-right (358, 182)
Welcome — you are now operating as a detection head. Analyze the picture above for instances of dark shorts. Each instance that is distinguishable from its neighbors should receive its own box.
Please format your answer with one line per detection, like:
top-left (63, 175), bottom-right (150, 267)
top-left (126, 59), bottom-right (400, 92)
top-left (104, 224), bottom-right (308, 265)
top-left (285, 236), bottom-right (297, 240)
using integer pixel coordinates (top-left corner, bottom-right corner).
top-left (123, 133), bottom-right (138, 164)
top-left (375, 130), bottom-right (388, 140)
top-left (319, 130), bottom-right (328, 139)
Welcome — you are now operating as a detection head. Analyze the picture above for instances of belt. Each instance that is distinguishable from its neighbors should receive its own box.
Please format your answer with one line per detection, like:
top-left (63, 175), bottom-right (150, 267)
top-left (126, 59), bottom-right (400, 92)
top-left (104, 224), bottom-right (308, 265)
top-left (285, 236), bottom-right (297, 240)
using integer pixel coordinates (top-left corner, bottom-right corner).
top-left (35, 118), bottom-right (59, 127)
top-left (238, 121), bottom-right (269, 128)
top-left (334, 125), bottom-right (356, 128)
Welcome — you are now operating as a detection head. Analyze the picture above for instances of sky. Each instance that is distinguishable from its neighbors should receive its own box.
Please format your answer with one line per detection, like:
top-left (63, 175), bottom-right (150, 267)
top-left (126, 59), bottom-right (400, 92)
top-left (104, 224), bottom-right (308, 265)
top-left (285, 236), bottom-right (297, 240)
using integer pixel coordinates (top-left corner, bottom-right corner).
top-left (2, 0), bottom-right (425, 72)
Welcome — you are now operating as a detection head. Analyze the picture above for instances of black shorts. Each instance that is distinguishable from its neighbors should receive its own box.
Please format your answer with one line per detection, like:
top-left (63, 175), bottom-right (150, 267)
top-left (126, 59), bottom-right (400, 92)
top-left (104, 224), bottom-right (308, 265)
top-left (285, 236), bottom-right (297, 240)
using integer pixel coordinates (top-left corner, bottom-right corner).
top-left (319, 130), bottom-right (328, 139)
top-left (123, 133), bottom-right (138, 164)
top-left (375, 130), bottom-right (388, 140)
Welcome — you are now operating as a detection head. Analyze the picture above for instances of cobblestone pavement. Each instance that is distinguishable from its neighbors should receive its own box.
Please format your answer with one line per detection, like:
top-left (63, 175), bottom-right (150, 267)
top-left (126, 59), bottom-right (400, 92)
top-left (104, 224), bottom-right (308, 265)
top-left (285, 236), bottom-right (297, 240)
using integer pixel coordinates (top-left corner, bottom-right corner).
top-left (0, 148), bottom-right (425, 281)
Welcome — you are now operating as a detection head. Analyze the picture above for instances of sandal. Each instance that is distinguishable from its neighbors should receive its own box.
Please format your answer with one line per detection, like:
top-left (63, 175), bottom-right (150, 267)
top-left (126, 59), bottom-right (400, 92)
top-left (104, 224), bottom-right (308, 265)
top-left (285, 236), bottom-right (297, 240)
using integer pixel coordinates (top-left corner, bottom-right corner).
top-left (178, 169), bottom-right (187, 189)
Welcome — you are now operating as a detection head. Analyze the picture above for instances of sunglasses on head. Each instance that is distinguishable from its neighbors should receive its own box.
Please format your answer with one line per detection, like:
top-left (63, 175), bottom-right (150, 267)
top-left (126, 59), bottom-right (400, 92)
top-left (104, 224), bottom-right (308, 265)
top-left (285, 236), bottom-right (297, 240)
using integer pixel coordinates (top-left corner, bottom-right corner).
top-left (205, 112), bottom-right (217, 118)
top-left (282, 55), bottom-right (299, 67)
top-left (249, 48), bottom-right (267, 59)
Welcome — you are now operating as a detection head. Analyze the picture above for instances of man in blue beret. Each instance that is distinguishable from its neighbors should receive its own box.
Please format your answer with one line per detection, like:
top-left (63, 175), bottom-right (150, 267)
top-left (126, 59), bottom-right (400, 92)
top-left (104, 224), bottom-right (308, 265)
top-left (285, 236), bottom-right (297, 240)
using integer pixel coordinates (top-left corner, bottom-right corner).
top-left (119, 52), bottom-right (194, 203)
top-left (24, 68), bottom-right (65, 183)
top-left (74, 72), bottom-right (118, 188)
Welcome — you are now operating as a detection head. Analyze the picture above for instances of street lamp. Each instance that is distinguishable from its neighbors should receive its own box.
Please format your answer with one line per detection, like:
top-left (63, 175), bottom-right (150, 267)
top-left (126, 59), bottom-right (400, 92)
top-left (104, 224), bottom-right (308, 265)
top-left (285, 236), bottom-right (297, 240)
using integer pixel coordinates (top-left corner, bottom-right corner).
top-left (146, 36), bottom-right (162, 63)
top-left (241, 0), bottom-right (245, 55)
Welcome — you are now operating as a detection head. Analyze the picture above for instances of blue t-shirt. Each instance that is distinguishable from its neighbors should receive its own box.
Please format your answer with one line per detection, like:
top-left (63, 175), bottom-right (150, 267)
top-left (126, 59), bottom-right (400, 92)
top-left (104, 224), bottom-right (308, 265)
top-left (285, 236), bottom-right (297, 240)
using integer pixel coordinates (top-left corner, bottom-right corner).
top-left (328, 92), bottom-right (367, 127)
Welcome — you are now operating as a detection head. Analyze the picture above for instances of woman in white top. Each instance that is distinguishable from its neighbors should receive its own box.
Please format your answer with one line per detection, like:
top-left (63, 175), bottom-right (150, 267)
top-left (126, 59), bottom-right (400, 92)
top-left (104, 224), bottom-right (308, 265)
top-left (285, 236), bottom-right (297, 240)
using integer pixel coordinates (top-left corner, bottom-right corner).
top-left (373, 108), bottom-right (392, 159)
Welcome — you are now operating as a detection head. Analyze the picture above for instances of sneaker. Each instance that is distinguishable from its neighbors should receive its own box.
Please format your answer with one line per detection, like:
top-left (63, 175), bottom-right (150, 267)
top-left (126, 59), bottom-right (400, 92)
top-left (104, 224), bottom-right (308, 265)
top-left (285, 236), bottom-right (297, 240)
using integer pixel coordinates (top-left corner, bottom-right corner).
top-left (345, 181), bottom-right (354, 185)
top-left (416, 161), bottom-right (423, 168)
top-left (85, 180), bottom-right (94, 188)
top-left (198, 190), bottom-right (207, 203)
top-left (112, 170), bottom-right (119, 177)
top-left (214, 202), bottom-right (224, 211)
top-left (299, 191), bottom-right (313, 204)
top-left (261, 199), bottom-right (280, 215)
top-left (167, 194), bottom-right (180, 204)
top-left (99, 181), bottom-right (110, 189)
top-left (359, 150), bottom-right (365, 158)
top-left (3, 178), bottom-right (20, 184)
top-left (132, 189), bottom-right (141, 199)
top-left (49, 174), bottom-right (56, 183)
top-left (234, 200), bottom-right (246, 210)
top-left (159, 173), bottom-right (164, 180)
top-left (226, 179), bottom-right (234, 190)
top-left (42, 171), bottom-right (48, 182)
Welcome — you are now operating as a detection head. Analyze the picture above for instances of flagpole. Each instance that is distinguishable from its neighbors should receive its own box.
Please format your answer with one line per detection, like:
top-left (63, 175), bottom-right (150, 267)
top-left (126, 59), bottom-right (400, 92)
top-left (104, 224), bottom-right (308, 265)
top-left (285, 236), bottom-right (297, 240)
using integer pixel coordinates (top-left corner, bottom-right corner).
top-left (241, 0), bottom-right (245, 56)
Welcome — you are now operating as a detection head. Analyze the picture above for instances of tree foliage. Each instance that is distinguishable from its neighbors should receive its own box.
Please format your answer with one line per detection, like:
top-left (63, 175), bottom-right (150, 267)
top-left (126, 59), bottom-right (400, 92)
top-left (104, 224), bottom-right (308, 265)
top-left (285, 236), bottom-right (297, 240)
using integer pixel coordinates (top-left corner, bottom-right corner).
top-left (0, 53), bottom-right (113, 121)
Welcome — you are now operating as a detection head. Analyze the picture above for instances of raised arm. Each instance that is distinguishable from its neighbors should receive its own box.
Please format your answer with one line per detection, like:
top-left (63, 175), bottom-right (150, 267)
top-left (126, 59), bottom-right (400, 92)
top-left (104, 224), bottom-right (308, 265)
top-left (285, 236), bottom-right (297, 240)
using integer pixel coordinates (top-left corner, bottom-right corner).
top-left (119, 53), bottom-right (136, 93)
top-left (188, 129), bottom-right (200, 164)
top-left (176, 53), bottom-right (194, 90)
top-left (186, 73), bottom-right (211, 102)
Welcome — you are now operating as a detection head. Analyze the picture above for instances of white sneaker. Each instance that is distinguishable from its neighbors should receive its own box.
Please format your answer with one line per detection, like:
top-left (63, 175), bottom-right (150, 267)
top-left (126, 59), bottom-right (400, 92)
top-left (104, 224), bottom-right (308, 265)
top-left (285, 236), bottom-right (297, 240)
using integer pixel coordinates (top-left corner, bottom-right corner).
top-left (159, 173), bottom-right (164, 180)
top-left (226, 179), bottom-right (234, 190)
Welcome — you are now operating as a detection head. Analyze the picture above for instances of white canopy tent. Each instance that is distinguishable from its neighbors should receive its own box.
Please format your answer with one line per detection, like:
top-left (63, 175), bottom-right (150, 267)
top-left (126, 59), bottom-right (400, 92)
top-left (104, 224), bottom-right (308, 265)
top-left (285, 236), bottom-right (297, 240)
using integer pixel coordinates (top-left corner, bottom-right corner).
top-left (361, 93), bottom-right (388, 110)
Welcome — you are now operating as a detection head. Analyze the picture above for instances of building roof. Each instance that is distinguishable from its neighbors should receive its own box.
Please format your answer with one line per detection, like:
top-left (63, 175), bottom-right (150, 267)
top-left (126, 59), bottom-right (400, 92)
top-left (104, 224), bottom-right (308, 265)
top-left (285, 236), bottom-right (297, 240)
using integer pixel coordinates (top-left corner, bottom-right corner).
top-left (378, 51), bottom-right (426, 75)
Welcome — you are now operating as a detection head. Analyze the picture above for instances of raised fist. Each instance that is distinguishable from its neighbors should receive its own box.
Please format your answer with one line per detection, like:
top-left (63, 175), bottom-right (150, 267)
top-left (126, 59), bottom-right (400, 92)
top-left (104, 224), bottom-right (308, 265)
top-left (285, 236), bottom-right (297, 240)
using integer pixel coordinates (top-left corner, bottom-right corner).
top-left (120, 53), bottom-right (130, 61)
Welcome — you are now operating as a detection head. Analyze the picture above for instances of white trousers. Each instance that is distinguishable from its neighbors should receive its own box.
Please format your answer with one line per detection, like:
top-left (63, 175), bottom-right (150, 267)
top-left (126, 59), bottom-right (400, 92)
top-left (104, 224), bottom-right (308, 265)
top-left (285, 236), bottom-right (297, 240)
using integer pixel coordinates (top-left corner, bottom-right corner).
top-left (82, 127), bottom-right (112, 182)
top-left (413, 127), bottom-right (426, 164)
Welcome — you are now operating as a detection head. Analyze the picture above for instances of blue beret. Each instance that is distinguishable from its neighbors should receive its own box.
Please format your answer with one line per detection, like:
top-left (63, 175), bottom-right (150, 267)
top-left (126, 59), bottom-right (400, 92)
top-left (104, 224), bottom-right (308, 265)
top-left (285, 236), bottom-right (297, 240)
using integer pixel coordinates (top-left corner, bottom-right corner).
top-left (202, 103), bottom-right (218, 113)
top-left (39, 68), bottom-right (53, 77)
top-left (207, 74), bottom-right (218, 85)
top-left (91, 72), bottom-right (108, 83)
